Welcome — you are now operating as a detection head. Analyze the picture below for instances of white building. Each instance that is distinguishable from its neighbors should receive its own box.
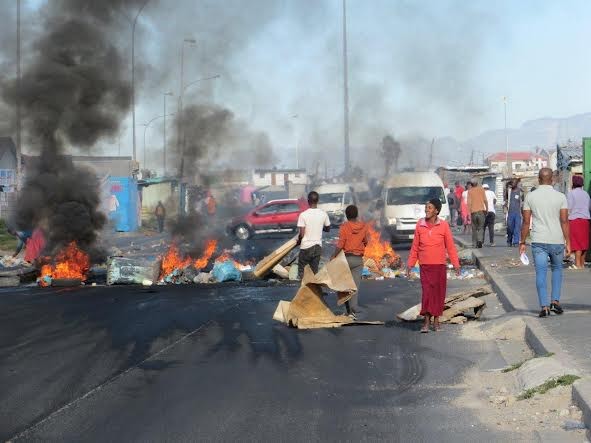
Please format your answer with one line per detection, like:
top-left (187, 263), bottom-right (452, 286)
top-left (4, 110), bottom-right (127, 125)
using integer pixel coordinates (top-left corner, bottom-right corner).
top-left (252, 168), bottom-right (308, 187)
top-left (487, 151), bottom-right (548, 173)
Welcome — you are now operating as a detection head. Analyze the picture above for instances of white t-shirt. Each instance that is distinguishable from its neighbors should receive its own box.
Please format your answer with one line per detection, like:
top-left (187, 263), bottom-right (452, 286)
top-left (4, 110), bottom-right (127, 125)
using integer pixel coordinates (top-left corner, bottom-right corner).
top-left (462, 190), bottom-right (468, 204)
top-left (484, 190), bottom-right (496, 214)
top-left (297, 208), bottom-right (330, 250)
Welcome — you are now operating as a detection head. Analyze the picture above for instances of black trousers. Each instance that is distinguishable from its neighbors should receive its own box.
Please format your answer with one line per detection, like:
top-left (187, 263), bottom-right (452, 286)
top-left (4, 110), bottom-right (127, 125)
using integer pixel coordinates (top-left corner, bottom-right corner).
top-left (298, 245), bottom-right (322, 279)
top-left (484, 212), bottom-right (495, 244)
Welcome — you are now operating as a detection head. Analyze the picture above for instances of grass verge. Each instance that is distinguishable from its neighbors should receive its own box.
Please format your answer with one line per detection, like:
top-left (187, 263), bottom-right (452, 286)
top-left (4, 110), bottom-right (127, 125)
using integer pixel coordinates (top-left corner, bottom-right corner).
top-left (0, 219), bottom-right (16, 252)
top-left (517, 375), bottom-right (580, 400)
top-left (502, 352), bottom-right (555, 373)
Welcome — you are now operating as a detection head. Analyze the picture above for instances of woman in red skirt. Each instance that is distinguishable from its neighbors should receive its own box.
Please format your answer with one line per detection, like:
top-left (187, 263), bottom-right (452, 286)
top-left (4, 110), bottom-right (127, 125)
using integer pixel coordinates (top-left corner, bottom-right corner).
top-left (407, 198), bottom-right (461, 332)
top-left (567, 175), bottom-right (591, 269)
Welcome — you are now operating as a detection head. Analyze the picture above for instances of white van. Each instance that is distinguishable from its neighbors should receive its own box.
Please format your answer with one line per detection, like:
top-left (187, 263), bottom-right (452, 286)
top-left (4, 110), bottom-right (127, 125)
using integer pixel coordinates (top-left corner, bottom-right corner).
top-left (381, 171), bottom-right (450, 242)
top-left (314, 183), bottom-right (355, 225)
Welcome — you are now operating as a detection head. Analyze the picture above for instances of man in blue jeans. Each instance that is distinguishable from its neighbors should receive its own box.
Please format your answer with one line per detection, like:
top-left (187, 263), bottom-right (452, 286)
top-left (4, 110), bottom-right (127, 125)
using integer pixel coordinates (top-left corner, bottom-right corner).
top-left (505, 179), bottom-right (523, 246)
top-left (519, 168), bottom-right (571, 317)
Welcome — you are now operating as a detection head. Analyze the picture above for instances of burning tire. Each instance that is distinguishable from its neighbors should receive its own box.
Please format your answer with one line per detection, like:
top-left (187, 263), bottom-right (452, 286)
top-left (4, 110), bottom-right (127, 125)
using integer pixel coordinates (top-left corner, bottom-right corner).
top-left (234, 224), bottom-right (252, 241)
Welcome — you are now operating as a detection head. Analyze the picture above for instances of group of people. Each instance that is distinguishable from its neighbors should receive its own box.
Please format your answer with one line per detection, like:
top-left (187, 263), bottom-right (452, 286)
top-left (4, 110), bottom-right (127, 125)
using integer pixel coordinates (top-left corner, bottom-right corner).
top-left (297, 190), bottom-right (460, 332)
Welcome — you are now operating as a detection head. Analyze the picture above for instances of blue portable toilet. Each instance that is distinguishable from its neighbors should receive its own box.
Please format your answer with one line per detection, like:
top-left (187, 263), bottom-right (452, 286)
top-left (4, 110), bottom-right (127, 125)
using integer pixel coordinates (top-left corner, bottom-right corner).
top-left (107, 177), bottom-right (139, 232)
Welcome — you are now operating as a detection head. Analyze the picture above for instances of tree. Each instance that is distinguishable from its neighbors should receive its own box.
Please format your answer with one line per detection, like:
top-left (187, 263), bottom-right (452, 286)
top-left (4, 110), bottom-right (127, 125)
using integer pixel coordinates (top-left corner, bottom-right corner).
top-left (381, 134), bottom-right (401, 176)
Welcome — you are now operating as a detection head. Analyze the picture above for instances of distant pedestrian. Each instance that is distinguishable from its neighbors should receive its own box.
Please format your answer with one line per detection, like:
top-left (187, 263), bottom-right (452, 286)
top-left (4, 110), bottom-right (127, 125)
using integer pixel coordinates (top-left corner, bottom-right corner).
top-left (520, 168), bottom-right (570, 317)
top-left (407, 198), bottom-right (460, 333)
top-left (567, 175), bottom-right (590, 269)
top-left (447, 192), bottom-right (458, 227)
top-left (461, 182), bottom-right (472, 233)
top-left (483, 183), bottom-right (497, 246)
top-left (454, 181), bottom-right (465, 226)
top-left (155, 201), bottom-right (166, 233)
top-left (467, 179), bottom-right (488, 248)
top-left (297, 191), bottom-right (330, 278)
top-left (505, 180), bottom-right (523, 247)
top-left (331, 205), bottom-right (369, 318)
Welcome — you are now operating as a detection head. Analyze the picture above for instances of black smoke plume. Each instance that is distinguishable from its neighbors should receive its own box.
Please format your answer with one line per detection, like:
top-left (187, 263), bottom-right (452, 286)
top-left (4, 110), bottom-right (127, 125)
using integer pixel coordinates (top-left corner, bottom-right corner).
top-left (2, 0), bottom-right (145, 255)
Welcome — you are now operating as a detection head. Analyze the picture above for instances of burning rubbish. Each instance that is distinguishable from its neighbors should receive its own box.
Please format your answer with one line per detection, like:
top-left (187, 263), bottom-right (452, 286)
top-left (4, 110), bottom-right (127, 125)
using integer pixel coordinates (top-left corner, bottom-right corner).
top-left (38, 242), bottom-right (90, 287)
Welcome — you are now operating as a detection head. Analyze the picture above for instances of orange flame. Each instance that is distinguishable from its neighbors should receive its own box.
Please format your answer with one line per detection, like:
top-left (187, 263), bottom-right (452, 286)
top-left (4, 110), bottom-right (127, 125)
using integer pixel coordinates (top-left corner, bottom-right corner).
top-left (39, 242), bottom-right (90, 287)
top-left (194, 240), bottom-right (218, 269)
top-left (364, 224), bottom-right (399, 266)
top-left (160, 244), bottom-right (192, 278)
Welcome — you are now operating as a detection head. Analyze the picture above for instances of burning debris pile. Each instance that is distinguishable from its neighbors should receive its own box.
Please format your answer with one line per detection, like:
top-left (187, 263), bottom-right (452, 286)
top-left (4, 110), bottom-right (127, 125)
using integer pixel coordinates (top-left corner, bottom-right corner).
top-left (361, 225), bottom-right (403, 279)
top-left (38, 242), bottom-right (90, 287)
top-left (158, 240), bottom-right (253, 284)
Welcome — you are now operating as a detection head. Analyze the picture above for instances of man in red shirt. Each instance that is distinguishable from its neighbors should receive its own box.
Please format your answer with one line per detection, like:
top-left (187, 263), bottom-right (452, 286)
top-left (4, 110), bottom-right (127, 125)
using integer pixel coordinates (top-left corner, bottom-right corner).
top-left (332, 205), bottom-right (368, 318)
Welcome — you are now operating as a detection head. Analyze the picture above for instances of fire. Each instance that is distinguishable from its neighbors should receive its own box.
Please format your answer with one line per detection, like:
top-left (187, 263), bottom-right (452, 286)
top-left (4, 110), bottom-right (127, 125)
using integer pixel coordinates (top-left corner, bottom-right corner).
top-left (39, 242), bottom-right (90, 287)
top-left (364, 224), bottom-right (399, 267)
top-left (194, 240), bottom-right (218, 269)
top-left (214, 251), bottom-right (252, 271)
top-left (160, 244), bottom-right (192, 278)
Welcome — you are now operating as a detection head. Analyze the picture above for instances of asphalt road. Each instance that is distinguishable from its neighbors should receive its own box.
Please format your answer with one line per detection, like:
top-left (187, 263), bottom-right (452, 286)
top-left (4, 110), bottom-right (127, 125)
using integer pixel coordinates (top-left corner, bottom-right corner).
top-left (0, 242), bottom-right (514, 442)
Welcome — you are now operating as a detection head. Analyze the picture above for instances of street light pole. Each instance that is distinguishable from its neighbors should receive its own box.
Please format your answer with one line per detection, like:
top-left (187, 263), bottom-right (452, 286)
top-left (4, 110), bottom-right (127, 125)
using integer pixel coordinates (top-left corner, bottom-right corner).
top-left (131, 0), bottom-right (150, 163)
top-left (342, 0), bottom-right (351, 177)
top-left (177, 38), bottom-right (196, 162)
top-left (142, 113), bottom-right (175, 173)
top-left (292, 114), bottom-right (299, 169)
top-left (163, 91), bottom-right (173, 175)
top-left (16, 0), bottom-right (21, 188)
top-left (504, 96), bottom-right (511, 176)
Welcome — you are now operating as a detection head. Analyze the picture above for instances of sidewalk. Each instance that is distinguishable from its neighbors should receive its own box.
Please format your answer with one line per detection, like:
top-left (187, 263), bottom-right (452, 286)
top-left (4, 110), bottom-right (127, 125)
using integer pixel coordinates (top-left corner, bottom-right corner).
top-left (454, 232), bottom-right (591, 426)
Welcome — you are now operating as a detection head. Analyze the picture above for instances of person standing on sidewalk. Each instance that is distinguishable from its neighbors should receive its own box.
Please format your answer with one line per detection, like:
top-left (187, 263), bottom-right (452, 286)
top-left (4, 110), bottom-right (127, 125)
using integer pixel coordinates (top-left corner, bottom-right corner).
top-left (467, 179), bottom-right (488, 248)
top-left (506, 180), bottom-right (523, 247)
top-left (331, 205), bottom-right (369, 318)
top-left (483, 183), bottom-right (497, 246)
top-left (520, 168), bottom-right (571, 317)
top-left (407, 198), bottom-right (460, 332)
top-left (567, 175), bottom-right (590, 269)
top-left (297, 191), bottom-right (330, 279)
top-left (460, 182), bottom-right (472, 234)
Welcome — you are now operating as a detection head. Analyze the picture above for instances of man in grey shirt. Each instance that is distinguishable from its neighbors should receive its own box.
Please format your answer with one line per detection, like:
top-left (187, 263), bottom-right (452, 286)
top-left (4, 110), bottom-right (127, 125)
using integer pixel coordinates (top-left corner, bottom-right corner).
top-left (520, 168), bottom-right (570, 317)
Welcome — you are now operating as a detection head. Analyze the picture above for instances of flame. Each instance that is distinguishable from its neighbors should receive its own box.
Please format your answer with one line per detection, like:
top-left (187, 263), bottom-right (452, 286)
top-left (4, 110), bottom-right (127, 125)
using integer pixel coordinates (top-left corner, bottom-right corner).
top-left (160, 244), bottom-right (192, 278)
top-left (194, 239), bottom-right (218, 269)
top-left (214, 251), bottom-right (252, 271)
top-left (364, 224), bottom-right (399, 266)
top-left (39, 242), bottom-right (90, 287)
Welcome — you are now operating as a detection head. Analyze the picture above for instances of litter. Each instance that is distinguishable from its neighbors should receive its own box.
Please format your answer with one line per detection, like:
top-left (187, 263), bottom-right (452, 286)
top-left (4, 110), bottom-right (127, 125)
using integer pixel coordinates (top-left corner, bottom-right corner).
top-left (107, 256), bottom-right (161, 285)
top-left (212, 260), bottom-right (242, 282)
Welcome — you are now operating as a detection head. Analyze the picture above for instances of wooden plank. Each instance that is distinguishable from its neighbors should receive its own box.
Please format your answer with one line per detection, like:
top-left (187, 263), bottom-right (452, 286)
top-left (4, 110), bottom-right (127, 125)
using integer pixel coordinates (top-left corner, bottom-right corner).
top-left (253, 236), bottom-right (298, 278)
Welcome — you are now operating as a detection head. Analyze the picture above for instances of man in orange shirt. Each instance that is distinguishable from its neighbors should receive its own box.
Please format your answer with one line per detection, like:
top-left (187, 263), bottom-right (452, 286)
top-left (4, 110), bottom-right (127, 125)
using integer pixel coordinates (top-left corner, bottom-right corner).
top-left (332, 205), bottom-right (368, 318)
top-left (467, 179), bottom-right (488, 248)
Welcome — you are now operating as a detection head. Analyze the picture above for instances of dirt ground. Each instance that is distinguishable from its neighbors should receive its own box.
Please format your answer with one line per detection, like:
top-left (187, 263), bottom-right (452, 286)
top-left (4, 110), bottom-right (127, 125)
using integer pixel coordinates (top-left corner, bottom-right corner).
top-left (458, 317), bottom-right (589, 441)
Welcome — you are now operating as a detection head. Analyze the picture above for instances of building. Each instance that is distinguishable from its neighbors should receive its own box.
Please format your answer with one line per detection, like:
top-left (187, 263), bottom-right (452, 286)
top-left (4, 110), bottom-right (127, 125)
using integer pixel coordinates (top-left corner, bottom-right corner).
top-left (556, 145), bottom-right (583, 194)
top-left (0, 137), bottom-right (17, 191)
top-left (487, 151), bottom-right (548, 173)
top-left (252, 168), bottom-right (308, 187)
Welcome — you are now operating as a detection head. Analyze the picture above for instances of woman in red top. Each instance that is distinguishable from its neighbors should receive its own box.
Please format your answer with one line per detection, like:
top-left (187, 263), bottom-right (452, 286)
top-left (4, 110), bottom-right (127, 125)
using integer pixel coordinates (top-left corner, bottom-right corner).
top-left (407, 198), bottom-right (460, 332)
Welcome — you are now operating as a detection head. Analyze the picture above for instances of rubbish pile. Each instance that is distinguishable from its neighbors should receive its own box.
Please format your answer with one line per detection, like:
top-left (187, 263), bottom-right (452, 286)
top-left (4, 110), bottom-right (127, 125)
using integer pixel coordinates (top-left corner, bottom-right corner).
top-left (37, 242), bottom-right (90, 287)
top-left (0, 256), bottom-right (30, 268)
top-left (273, 251), bottom-right (384, 329)
top-left (397, 286), bottom-right (492, 324)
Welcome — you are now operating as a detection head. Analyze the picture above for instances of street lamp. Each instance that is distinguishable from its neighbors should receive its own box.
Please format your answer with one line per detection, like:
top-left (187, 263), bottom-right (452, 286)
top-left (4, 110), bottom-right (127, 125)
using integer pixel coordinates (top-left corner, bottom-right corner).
top-left (142, 113), bottom-right (175, 171)
top-left (292, 114), bottom-right (299, 169)
top-left (163, 91), bottom-right (173, 175)
top-left (131, 0), bottom-right (151, 163)
top-left (503, 96), bottom-right (510, 176)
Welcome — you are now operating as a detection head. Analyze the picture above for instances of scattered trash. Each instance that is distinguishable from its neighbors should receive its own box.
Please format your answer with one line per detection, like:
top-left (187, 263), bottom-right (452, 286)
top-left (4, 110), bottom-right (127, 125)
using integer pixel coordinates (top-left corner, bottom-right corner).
top-left (212, 260), bottom-right (242, 282)
top-left (288, 264), bottom-right (299, 281)
top-left (0, 256), bottom-right (28, 268)
top-left (271, 263), bottom-right (289, 279)
top-left (193, 272), bottom-right (213, 284)
top-left (142, 279), bottom-right (153, 286)
top-left (254, 236), bottom-right (298, 278)
top-left (397, 286), bottom-right (491, 323)
top-left (107, 256), bottom-right (161, 285)
top-left (562, 420), bottom-right (586, 430)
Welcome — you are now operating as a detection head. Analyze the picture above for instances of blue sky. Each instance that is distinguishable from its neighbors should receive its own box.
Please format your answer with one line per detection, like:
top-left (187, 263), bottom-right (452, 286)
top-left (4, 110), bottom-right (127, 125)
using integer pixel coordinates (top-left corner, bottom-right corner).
top-left (8, 0), bottom-right (591, 169)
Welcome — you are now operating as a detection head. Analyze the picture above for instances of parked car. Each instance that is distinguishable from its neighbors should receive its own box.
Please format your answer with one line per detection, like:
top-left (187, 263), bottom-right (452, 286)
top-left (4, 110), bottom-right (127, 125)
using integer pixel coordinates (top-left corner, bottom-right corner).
top-left (381, 171), bottom-right (450, 243)
top-left (227, 198), bottom-right (308, 240)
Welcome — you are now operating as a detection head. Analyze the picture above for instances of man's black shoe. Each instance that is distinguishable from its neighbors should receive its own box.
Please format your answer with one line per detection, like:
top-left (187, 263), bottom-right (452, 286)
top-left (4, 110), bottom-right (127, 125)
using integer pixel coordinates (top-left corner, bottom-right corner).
top-left (539, 307), bottom-right (550, 317)
top-left (550, 302), bottom-right (564, 315)
top-left (477, 241), bottom-right (483, 248)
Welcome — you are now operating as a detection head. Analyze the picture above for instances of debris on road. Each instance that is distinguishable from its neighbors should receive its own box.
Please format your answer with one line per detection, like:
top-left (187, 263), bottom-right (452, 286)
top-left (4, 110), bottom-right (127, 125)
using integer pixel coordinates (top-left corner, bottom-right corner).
top-left (212, 260), bottom-right (242, 282)
top-left (38, 242), bottom-right (90, 287)
top-left (107, 256), bottom-right (162, 285)
top-left (273, 251), bottom-right (384, 329)
top-left (254, 236), bottom-right (298, 278)
top-left (397, 286), bottom-right (492, 323)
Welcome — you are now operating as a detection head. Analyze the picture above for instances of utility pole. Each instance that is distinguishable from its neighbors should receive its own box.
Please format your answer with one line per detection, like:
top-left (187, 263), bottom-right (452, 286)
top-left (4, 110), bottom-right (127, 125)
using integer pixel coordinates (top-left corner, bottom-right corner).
top-left (16, 0), bottom-right (21, 188)
top-left (428, 138), bottom-right (435, 169)
top-left (504, 96), bottom-right (511, 176)
top-left (342, 0), bottom-right (350, 177)
top-left (131, 0), bottom-right (150, 163)
top-left (163, 92), bottom-right (173, 175)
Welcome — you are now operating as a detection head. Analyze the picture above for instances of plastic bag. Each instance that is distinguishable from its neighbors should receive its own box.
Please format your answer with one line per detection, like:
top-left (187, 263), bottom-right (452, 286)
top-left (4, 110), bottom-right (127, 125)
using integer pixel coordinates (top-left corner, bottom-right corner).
top-left (212, 260), bottom-right (242, 282)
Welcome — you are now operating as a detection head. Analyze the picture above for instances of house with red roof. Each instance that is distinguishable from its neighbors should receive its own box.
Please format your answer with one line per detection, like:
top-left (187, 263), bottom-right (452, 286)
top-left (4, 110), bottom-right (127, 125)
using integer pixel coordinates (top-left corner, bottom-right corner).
top-left (487, 151), bottom-right (548, 173)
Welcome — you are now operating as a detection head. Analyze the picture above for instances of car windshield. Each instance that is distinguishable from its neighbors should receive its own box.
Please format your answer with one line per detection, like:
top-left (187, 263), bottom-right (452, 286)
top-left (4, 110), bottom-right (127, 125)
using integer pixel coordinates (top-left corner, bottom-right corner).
top-left (386, 187), bottom-right (445, 205)
top-left (319, 193), bottom-right (344, 204)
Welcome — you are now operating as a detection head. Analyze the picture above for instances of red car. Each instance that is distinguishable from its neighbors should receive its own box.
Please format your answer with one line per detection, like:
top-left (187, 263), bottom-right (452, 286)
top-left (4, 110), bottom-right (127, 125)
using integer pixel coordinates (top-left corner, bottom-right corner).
top-left (227, 199), bottom-right (308, 240)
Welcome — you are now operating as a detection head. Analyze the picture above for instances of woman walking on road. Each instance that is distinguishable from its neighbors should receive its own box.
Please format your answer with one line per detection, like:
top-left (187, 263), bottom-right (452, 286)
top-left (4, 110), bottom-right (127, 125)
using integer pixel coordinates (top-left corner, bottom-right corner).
top-left (567, 175), bottom-right (590, 269)
top-left (461, 182), bottom-right (472, 234)
top-left (407, 199), bottom-right (461, 333)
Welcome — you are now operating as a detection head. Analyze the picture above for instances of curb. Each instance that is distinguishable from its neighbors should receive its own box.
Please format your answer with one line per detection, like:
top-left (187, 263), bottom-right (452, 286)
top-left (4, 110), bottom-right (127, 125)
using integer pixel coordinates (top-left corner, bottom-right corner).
top-left (454, 235), bottom-right (591, 428)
